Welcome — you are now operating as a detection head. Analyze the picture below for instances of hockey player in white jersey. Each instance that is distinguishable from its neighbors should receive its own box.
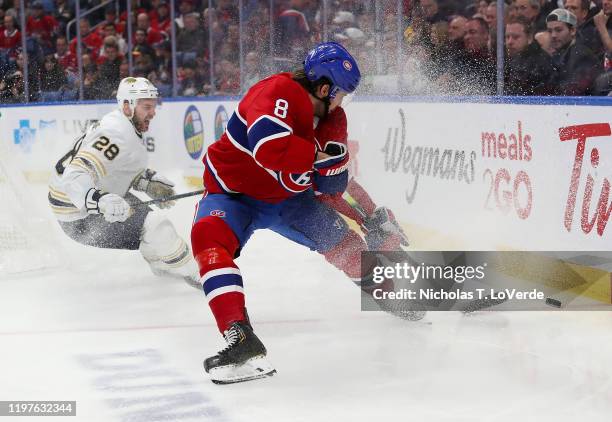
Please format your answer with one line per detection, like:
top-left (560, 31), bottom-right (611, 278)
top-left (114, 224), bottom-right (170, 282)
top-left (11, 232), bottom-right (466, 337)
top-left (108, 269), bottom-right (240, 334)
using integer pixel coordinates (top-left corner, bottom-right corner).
top-left (49, 77), bottom-right (199, 283)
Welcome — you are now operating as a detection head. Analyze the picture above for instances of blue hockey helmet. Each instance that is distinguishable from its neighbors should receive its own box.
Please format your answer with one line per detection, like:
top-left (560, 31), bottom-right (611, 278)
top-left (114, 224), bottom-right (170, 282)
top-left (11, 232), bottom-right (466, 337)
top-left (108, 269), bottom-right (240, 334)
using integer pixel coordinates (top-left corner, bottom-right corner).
top-left (303, 42), bottom-right (361, 99)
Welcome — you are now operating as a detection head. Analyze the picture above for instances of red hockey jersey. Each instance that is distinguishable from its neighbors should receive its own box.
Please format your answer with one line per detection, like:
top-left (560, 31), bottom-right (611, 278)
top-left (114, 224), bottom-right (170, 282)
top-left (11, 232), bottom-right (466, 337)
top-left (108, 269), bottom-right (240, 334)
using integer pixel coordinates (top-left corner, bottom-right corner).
top-left (204, 73), bottom-right (317, 203)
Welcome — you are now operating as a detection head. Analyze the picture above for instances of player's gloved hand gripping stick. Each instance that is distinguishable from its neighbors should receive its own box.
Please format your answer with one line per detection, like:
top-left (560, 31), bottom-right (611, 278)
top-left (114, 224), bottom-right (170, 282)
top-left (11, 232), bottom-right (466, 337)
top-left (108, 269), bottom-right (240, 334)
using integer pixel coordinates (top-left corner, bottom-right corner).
top-left (133, 169), bottom-right (177, 209)
top-left (313, 142), bottom-right (350, 194)
top-left (85, 188), bottom-right (131, 223)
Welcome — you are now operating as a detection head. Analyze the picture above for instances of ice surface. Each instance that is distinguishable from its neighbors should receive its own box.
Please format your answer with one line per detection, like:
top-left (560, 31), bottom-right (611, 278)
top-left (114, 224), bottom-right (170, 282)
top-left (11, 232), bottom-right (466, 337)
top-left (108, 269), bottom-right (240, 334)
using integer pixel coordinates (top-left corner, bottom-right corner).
top-left (1, 185), bottom-right (611, 422)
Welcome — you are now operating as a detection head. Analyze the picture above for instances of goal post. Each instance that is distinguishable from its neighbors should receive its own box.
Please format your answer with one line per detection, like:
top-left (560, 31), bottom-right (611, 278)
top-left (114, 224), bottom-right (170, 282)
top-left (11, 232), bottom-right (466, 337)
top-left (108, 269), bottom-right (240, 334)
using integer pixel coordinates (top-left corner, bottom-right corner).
top-left (0, 140), bottom-right (62, 276)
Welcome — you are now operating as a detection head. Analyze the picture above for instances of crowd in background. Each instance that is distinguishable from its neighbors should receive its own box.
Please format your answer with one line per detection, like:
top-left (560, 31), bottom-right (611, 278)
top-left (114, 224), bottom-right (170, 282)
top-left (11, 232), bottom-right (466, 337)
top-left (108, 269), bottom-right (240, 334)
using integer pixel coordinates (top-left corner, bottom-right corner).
top-left (402, 0), bottom-right (612, 95)
top-left (1, 0), bottom-right (612, 103)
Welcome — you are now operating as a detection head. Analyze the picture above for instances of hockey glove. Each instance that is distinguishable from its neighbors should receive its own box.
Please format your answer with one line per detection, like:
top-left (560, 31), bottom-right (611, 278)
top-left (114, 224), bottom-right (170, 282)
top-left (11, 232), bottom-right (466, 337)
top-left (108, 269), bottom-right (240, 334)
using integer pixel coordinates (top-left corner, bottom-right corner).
top-left (85, 188), bottom-right (131, 223)
top-left (313, 142), bottom-right (349, 194)
top-left (134, 169), bottom-right (176, 209)
top-left (362, 207), bottom-right (409, 250)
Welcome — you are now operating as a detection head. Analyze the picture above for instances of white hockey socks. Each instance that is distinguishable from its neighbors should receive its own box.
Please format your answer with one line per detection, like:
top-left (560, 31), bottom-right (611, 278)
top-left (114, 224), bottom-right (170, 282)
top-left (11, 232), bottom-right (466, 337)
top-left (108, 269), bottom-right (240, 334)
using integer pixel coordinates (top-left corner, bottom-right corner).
top-left (139, 213), bottom-right (199, 286)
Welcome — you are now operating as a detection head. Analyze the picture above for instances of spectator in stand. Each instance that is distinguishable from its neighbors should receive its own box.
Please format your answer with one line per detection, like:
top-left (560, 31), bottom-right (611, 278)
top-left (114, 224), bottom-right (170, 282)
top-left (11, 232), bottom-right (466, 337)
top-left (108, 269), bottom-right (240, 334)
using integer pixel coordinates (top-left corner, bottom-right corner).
top-left (594, 0), bottom-right (612, 61)
top-left (506, 0), bottom-right (520, 21)
top-left (485, 2), bottom-right (497, 32)
top-left (13, 49), bottom-right (41, 101)
top-left (194, 55), bottom-right (209, 87)
top-left (214, 58), bottom-right (240, 95)
top-left (334, 26), bottom-right (367, 55)
top-left (356, 12), bottom-right (374, 37)
top-left (421, 0), bottom-right (447, 24)
top-left (223, 23), bottom-right (240, 62)
top-left (54, 36), bottom-right (75, 72)
top-left (486, 2), bottom-right (499, 51)
top-left (565, 0), bottom-right (601, 55)
top-left (0, 15), bottom-right (20, 53)
top-left (476, 0), bottom-right (490, 16)
top-left (99, 23), bottom-right (127, 56)
top-left (177, 12), bottom-right (205, 55)
top-left (175, 0), bottom-right (196, 29)
top-left (30, 27), bottom-right (54, 56)
top-left (201, 6), bottom-right (224, 53)
top-left (539, 0), bottom-right (561, 30)
top-left (40, 54), bottom-right (67, 93)
top-left (504, 16), bottom-right (554, 94)
top-left (515, 0), bottom-right (547, 31)
top-left (81, 53), bottom-right (93, 69)
top-left (136, 12), bottom-right (166, 45)
top-left (546, 8), bottom-right (599, 94)
top-left (448, 15), bottom-right (468, 45)
top-left (148, 0), bottom-right (162, 20)
top-left (82, 63), bottom-right (102, 99)
top-left (98, 36), bottom-right (123, 92)
top-left (4, 0), bottom-right (20, 21)
top-left (70, 18), bottom-right (103, 62)
top-left (26, 1), bottom-right (58, 45)
top-left (429, 15), bottom-right (468, 79)
top-left (242, 3), bottom-right (272, 55)
top-left (452, 17), bottom-right (496, 93)
top-left (121, 0), bottom-right (148, 26)
top-left (26, 29), bottom-right (46, 66)
top-left (216, 0), bottom-right (239, 26)
top-left (274, 0), bottom-right (311, 65)
top-left (0, 70), bottom-right (25, 103)
top-left (241, 51), bottom-right (263, 93)
top-left (592, 0), bottom-right (612, 93)
top-left (331, 11), bottom-right (356, 33)
top-left (153, 40), bottom-right (172, 85)
top-left (134, 53), bottom-right (155, 78)
top-left (430, 22), bottom-right (449, 49)
top-left (118, 58), bottom-right (129, 79)
top-left (427, 21), bottom-right (450, 77)
top-left (179, 59), bottom-right (202, 96)
top-left (97, 8), bottom-right (125, 40)
top-left (535, 29), bottom-right (555, 54)
top-left (54, 0), bottom-right (74, 35)
top-left (133, 28), bottom-right (155, 58)
top-left (152, 1), bottom-right (172, 34)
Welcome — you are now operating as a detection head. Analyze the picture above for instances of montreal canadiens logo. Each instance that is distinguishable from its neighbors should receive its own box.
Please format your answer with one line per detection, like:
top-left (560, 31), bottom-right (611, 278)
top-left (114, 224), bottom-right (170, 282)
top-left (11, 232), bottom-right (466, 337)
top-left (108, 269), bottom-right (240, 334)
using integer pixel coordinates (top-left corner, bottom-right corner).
top-left (210, 210), bottom-right (226, 217)
top-left (278, 171), bottom-right (312, 193)
top-left (343, 60), bottom-right (352, 71)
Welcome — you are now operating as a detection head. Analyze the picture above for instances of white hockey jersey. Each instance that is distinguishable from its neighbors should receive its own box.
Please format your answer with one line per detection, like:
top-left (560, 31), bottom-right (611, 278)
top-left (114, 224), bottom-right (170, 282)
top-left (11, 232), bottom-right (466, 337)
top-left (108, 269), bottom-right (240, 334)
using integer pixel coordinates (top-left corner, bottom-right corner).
top-left (49, 109), bottom-right (148, 222)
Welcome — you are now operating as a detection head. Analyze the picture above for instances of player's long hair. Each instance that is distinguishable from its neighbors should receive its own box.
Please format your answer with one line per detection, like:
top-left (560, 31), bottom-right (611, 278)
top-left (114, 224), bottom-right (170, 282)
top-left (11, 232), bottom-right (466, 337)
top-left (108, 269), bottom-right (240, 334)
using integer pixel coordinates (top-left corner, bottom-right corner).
top-left (292, 68), bottom-right (331, 96)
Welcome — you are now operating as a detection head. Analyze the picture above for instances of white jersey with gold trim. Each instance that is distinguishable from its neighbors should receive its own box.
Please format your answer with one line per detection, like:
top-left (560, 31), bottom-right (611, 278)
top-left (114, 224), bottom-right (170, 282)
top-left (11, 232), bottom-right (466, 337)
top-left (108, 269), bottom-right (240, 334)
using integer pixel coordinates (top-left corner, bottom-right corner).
top-left (49, 110), bottom-right (148, 222)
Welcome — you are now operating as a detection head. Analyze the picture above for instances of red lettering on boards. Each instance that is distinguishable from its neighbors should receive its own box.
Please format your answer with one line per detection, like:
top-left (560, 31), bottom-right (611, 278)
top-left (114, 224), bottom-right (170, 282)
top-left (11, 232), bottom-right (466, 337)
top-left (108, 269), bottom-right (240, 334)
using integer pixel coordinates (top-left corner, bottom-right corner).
top-left (559, 123), bottom-right (612, 236)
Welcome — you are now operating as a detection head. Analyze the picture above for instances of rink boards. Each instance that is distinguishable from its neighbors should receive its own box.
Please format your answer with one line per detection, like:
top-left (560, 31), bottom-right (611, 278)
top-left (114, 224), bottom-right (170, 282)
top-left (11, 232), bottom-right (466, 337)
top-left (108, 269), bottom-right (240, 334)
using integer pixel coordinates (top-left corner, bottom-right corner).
top-left (1, 96), bottom-right (612, 300)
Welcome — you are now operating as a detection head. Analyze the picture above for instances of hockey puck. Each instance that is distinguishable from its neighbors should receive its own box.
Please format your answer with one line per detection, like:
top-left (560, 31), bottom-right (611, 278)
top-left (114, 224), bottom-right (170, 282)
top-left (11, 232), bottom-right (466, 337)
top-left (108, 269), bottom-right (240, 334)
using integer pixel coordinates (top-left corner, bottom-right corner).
top-left (545, 297), bottom-right (562, 308)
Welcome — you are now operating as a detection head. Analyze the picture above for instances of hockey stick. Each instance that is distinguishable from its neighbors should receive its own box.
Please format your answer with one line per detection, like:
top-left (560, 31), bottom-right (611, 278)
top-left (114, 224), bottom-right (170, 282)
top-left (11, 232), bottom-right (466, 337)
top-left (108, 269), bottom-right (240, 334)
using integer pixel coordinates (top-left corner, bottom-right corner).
top-left (134, 189), bottom-right (205, 208)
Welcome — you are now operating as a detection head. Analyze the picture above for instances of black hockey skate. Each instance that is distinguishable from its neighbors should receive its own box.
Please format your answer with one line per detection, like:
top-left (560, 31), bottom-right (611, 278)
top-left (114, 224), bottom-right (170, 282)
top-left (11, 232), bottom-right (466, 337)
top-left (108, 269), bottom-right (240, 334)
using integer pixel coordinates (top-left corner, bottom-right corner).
top-left (204, 321), bottom-right (276, 384)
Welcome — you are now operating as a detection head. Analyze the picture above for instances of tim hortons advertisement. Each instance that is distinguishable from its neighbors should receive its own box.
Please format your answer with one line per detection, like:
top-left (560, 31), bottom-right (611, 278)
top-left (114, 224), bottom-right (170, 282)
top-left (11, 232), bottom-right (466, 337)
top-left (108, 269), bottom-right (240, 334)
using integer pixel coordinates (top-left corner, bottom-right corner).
top-left (345, 100), bottom-right (612, 250)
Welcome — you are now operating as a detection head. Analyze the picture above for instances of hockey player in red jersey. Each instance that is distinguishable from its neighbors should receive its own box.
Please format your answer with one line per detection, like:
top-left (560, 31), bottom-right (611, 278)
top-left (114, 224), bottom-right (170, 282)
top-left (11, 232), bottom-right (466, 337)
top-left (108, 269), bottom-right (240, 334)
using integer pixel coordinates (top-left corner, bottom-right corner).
top-left (313, 106), bottom-right (409, 256)
top-left (191, 42), bottom-right (404, 384)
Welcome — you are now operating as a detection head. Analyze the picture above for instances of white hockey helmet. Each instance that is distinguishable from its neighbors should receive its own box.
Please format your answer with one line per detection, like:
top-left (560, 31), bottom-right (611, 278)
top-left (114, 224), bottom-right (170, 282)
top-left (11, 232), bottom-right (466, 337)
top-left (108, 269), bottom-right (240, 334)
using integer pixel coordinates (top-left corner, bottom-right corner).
top-left (116, 77), bottom-right (159, 115)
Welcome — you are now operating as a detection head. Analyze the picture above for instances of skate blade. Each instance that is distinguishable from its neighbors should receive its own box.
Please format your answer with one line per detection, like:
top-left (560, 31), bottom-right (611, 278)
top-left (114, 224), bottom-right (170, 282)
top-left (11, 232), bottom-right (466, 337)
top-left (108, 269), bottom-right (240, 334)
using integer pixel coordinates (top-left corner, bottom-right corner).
top-left (208, 355), bottom-right (276, 385)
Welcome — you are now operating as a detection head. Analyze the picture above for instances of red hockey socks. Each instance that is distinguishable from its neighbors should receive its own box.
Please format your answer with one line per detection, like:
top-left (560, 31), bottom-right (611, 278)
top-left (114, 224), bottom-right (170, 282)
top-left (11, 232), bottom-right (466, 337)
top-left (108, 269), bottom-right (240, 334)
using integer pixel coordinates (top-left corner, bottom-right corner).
top-left (322, 229), bottom-right (374, 280)
top-left (191, 216), bottom-right (246, 333)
